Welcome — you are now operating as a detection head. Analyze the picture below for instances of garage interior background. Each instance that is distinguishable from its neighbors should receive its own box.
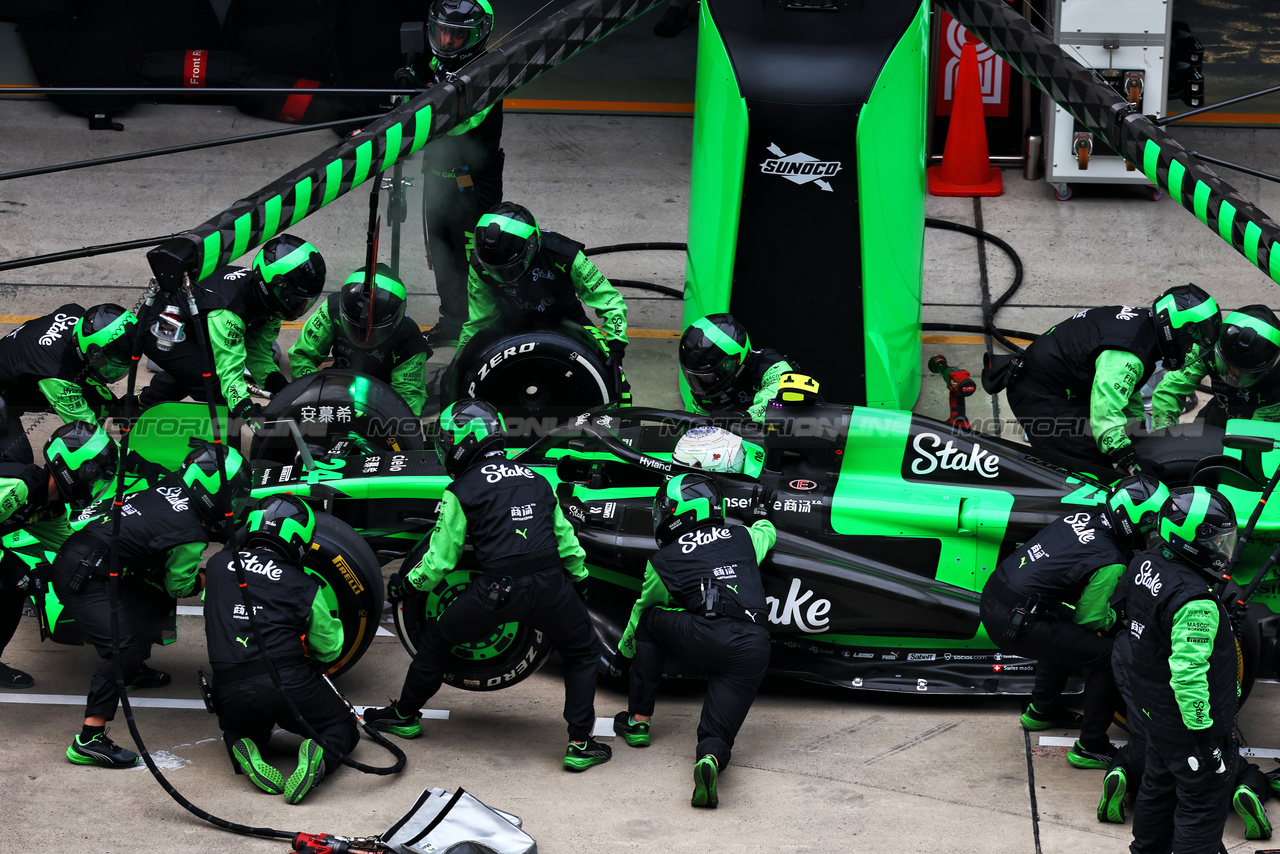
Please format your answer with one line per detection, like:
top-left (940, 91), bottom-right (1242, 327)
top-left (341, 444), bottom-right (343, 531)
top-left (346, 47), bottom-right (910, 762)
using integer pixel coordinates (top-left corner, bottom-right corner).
top-left (1, 1), bottom-right (1276, 134)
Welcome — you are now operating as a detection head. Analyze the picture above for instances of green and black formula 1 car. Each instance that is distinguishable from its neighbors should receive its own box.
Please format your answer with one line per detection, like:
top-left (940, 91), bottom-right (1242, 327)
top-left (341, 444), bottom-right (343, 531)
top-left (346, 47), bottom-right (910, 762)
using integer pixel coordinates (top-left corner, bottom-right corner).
top-left (32, 371), bottom-right (1280, 697)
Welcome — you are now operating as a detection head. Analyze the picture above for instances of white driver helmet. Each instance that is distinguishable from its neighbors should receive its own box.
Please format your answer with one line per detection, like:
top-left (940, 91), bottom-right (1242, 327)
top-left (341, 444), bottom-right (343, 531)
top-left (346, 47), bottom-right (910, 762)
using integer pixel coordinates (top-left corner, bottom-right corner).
top-left (672, 426), bottom-right (745, 473)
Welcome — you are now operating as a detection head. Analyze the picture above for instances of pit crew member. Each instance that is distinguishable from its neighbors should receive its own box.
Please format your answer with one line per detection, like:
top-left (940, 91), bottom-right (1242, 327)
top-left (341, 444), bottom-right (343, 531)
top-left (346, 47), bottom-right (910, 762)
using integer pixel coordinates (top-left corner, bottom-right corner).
top-left (1114, 486), bottom-right (1240, 853)
top-left (679, 314), bottom-right (795, 424)
top-left (54, 443), bottom-right (249, 768)
top-left (614, 474), bottom-right (775, 808)
top-left (289, 264), bottom-right (432, 414)
top-left (980, 475), bottom-right (1168, 769)
top-left (0, 303), bottom-right (138, 464)
top-left (984, 284), bottom-right (1220, 470)
top-left (365, 399), bottom-right (611, 771)
top-left (140, 234), bottom-right (326, 427)
top-left (205, 494), bottom-right (353, 804)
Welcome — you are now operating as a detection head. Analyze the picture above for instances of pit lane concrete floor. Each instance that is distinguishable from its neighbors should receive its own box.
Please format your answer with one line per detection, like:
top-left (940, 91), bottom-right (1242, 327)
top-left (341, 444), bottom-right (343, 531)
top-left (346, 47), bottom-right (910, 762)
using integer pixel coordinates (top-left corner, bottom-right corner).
top-left (5, 99), bottom-right (1280, 853)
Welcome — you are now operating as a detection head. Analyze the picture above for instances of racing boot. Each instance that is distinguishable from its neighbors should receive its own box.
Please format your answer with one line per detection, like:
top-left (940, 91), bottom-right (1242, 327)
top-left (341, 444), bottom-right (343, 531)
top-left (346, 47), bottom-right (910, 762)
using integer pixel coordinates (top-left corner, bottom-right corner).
top-left (232, 738), bottom-right (286, 795)
top-left (362, 702), bottom-right (423, 739)
top-left (563, 736), bottom-right (612, 772)
top-left (613, 711), bottom-right (651, 747)
top-left (1096, 765), bottom-right (1127, 823)
top-left (1067, 739), bottom-right (1119, 770)
top-left (1020, 702), bottom-right (1083, 731)
top-left (691, 755), bottom-right (719, 808)
top-left (1234, 785), bottom-right (1273, 840)
top-left (284, 739), bottom-right (325, 805)
top-left (0, 662), bottom-right (33, 689)
top-left (126, 665), bottom-right (172, 691)
top-left (67, 729), bottom-right (139, 768)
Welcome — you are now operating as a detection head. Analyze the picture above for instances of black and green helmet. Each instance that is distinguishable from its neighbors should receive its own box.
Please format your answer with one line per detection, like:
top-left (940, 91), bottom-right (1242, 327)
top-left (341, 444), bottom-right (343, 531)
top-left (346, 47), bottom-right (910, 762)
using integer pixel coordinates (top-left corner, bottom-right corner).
top-left (436, 398), bottom-right (505, 477)
top-left (428, 0), bottom-right (494, 70)
top-left (339, 264), bottom-right (407, 351)
top-left (245, 494), bottom-right (315, 564)
top-left (1214, 304), bottom-right (1280, 388)
top-left (44, 420), bottom-right (117, 508)
top-left (1152, 283), bottom-right (1221, 370)
top-left (1158, 485), bottom-right (1238, 573)
top-left (679, 314), bottom-right (751, 397)
top-left (181, 442), bottom-right (251, 530)
top-left (652, 473), bottom-right (725, 548)
top-left (75, 303), bottom-right (139, 384)
top-left (1104, 473), bottom-right (1170, 548)
top-left (474, 202), bottom-right (540, 284)
top-left (252, 234), bottom-right (326, 320)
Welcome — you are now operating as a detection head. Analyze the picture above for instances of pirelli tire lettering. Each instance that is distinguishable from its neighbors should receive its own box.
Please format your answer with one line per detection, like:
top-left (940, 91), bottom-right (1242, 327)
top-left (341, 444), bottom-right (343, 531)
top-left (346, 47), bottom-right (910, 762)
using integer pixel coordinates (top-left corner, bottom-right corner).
top-left (301, 513), bottom-right (385, 677)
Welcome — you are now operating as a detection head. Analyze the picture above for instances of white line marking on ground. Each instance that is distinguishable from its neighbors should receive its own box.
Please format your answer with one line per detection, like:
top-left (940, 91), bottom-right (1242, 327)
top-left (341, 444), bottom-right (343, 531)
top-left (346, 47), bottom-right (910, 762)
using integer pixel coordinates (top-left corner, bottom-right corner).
top-left (0, 693), bottom-right (206, 709)
top-left (354, 705), bottom-right (449, 720)
top-left (1037, 735), bottom-right (1280, 759)
top-left (178, 604), bottom-right (394, 635)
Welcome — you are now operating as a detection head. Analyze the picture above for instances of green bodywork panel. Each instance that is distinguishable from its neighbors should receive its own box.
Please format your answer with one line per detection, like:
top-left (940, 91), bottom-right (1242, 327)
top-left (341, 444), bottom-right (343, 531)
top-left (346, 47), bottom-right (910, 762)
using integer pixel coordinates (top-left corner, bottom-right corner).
top-left (128, 401), bottom-right (232, 473)
top-left (829, 407), bottom-right (1011, 617)
top-left (679, 1), bottom-right (748, 410)
top-left (858, 1), bottom-right (928, 408)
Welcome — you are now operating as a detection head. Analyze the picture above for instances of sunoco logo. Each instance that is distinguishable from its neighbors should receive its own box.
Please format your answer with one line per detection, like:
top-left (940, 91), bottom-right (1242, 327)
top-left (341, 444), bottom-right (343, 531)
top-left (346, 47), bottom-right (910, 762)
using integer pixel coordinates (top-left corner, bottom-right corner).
top-left (760, 143), bottom-right (841, 192)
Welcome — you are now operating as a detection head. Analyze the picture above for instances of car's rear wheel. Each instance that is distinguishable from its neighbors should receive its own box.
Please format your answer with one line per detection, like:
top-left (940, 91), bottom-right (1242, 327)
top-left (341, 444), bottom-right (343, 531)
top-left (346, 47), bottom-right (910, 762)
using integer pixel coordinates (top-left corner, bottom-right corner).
top-left (390, 534), bottom-right (552, 691)
top-left (250, 369), bottom-right (423, 466)
top-left (445, 322), bottom-right (619, 439)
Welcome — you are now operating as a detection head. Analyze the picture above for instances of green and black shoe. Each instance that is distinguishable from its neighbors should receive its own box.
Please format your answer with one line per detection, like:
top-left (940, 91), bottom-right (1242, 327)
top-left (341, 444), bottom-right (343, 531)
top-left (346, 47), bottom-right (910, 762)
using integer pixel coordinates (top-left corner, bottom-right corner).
top-left (362, 703), bottom-right (423, 739)
top-left (1234, 785), bottom-right (1273, 840)
top-left (691, 755), bottom-right (718, 809)
top-left (613, 711), bottom-right (651, 748)
top-left (232, 738), bottom-right (285, 795)
top-left (1096, 766), bottom-right (1127, 823)
top-left (1020, 703), bottom-right (1083, 731)
top-left (1066, 740), bottom-right (1118, 770)
top-left (66, 730), bottom-right (139, 769)
top-left (564, 736), bottom-right (612, 772)
top-left (284, 739), bottom-right (326, 805)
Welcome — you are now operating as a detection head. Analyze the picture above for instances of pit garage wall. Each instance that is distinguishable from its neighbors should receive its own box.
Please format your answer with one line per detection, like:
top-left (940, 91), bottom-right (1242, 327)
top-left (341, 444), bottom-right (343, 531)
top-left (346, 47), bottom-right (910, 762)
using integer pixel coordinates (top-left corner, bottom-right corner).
top-left (682, 0), bottom-right (928, 410)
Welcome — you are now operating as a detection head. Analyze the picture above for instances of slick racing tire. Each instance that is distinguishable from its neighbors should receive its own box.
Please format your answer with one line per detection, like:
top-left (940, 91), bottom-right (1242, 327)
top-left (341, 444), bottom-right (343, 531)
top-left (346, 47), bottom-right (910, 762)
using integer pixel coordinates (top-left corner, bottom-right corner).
top-left (304, 512), bottom-right (385, 677)
top-left (250, 369), bottom-right (424, 466)
top-left (391, 535), bottom-right (552, 692)
top-left (1130, 423), bottom-right (1226, 488)
top-left (1237, 612), bottom-right (1260, 706)
top-left (446, 322), bottom-right (619, 438)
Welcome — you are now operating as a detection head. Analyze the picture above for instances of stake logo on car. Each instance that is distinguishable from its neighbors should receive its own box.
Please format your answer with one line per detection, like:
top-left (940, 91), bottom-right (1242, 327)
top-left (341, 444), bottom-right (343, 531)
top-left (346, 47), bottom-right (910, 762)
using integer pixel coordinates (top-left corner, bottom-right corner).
top-left (766, 577), bottom-right (832, 633)
top-left (909, 432), bottom-right (1000, 479)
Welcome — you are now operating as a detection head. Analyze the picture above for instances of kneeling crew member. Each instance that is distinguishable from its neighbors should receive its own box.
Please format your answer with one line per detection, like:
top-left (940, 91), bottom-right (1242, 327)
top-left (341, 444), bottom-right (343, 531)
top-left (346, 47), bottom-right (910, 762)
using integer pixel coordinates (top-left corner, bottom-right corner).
top-left (289, 265), bottom-right (432, 414)
top-left (980, 475), bottom-right (1169, 769)
top-left (1115, 486), bottom-right (1240, 854)
top-left (679, 314), bottom-right (794, 424)
top-left (205, 494), bottom-right (353, 804)
top-left (614, 474), bottom-right (775, 808)
top-left (0, 422), bottom-right (114, 688)
top-left (365, 399), bottom-right (610, 771)
top-left (0, 303), bottom-right (138, 464)
top-left (56, 441), bottom-right (248, 769)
